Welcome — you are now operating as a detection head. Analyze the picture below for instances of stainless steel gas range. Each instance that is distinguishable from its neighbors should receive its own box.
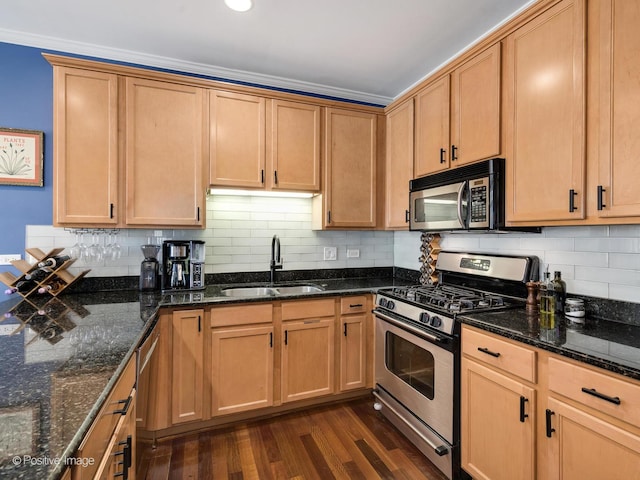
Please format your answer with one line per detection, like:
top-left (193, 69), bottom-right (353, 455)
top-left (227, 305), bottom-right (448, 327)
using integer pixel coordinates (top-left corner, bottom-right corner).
top-left (373, 251), bottom-right (539, 480)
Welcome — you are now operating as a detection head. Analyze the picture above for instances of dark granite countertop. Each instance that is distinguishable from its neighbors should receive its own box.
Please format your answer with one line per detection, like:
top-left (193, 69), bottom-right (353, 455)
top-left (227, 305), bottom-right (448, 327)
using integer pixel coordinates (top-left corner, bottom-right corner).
top-left (160, 276), bottom-right (411, 307)
top-left (0, 272), bottom-right (403, 480)
top-left (0, 290), bottom-right (159, 480)
top-left (460, 308), bottom-right (640, 381)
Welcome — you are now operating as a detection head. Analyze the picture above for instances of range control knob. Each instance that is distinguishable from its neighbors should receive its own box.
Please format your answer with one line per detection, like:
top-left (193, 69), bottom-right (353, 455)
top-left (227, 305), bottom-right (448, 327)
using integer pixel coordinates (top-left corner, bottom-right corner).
top-left (379, 298), bottom-right (388, 308)
top-left (419, 312), bottom-right (430, 324)
top-left (430, 316), bottom-right (442, 328)
top-left (387, 300), bottom-right (396, 310)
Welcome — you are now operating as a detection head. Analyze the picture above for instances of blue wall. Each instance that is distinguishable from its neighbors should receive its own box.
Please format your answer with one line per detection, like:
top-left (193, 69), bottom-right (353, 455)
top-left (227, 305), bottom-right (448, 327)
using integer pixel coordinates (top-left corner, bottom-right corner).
top-left (0, 42), bottom-right (54, 272)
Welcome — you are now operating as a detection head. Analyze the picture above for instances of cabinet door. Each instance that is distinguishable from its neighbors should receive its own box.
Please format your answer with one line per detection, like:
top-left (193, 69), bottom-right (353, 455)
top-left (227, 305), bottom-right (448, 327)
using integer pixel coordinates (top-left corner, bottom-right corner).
top-left (210, 90), bottom-right (266, 188)
top-left (322, 108), bottom-right (377, 228)
top-left (451, 43), bottom-right (501, 166)
top-left (282, 317), bottom-right (335, 402)
top-left (267, 99), bottom-right (321, 192)
top-left (171, 309), bottom-right (204, 424)
top-left (384, 99), bottom-right (413, 229)
top-left (596, 0), bottom-right (640, 218)
top-left (461, 358), bottom-right (535, 480)
top-left (414, 76), bottom-right (450, 177)
top-left (125, 77), bottom-right (205, 226)
top-left (53, 67), bottom-right (118, 226)
top-left (544, 397), bottom-right (640, 480)
top-left (211, 325), bottom-right (274, 416)
top-left (504, 0), bottom-right (586, 222)
top-left (340, 314), bottom-right (366, 391)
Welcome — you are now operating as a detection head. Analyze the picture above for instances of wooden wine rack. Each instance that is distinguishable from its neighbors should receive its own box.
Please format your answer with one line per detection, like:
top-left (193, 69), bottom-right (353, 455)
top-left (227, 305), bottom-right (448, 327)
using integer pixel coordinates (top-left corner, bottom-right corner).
top-left (0, 247), bottom-right (90, 298)
top-left (419, 232), bottom-right (441, 285)
top-left (0, 248), bottom-right (91, 344)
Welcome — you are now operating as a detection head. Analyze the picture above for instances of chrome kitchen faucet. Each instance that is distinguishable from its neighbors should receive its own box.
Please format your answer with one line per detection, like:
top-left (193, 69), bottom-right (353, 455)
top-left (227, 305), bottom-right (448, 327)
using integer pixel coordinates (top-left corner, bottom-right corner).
top-left (270, 235), bottom-right (283, 283)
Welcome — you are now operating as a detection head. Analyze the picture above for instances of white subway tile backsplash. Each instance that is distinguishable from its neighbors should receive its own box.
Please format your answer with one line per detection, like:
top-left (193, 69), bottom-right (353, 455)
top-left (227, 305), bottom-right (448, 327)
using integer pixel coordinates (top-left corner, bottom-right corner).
top-left (23, 196), bottom-right (640, 303)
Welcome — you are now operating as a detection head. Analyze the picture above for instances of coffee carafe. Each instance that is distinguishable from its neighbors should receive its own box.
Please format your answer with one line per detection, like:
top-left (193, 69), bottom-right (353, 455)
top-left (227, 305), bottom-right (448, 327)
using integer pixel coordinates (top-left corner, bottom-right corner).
top-left (139, 244), bottom-right (160, 291)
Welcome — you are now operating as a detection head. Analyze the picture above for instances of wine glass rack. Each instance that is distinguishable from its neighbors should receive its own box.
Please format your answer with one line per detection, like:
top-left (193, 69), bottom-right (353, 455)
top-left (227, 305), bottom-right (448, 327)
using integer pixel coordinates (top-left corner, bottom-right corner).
top-left (0, 248), bottom-right (91, 344)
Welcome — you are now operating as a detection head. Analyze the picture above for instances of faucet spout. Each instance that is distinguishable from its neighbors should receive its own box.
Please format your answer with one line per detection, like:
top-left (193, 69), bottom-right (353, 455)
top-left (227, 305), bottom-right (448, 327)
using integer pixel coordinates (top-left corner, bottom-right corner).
top-left (270, 235), bottom-right (283, 283)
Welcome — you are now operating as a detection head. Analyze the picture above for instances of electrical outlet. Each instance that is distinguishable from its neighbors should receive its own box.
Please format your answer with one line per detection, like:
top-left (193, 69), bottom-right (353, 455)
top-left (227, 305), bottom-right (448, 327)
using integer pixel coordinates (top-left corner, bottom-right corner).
top-left (0, 254), bottom-right (21, 265)
top-left (347, 249), bottom-right (360, 258)
top-left (323, 247), bottom-right (337, 261)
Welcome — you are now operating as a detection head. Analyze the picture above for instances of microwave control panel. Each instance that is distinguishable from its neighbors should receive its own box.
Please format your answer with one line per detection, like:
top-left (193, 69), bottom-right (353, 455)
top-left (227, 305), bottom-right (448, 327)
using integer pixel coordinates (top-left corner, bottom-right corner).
top-left (469, 177), bottom-right (489, 225)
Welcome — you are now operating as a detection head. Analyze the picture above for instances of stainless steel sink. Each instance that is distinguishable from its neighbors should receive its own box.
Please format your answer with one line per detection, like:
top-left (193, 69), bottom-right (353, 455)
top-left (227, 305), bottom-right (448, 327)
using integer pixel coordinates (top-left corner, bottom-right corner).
top-left (221, 287), bottom-right (277, 297)
top-left (221, 284), bottom-right (324, 297)
top-left (274, 285), bottom-right (324, 294)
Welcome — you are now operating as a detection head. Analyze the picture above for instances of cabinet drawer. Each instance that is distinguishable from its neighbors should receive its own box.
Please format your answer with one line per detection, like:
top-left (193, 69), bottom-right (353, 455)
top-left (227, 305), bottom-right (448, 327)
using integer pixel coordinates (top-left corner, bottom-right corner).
top-left (210, 303), bottom-right (272, 327)
top-left (548, 356), bottom-right (640, 429)
top-left (76, 356), bottom-right (135, 480)
top-left (281, 298), bottom-right (335, 320)
top-left (340, 295), bottom-right (368, 314)
top-left (462, 327), bottom-right (537, 383)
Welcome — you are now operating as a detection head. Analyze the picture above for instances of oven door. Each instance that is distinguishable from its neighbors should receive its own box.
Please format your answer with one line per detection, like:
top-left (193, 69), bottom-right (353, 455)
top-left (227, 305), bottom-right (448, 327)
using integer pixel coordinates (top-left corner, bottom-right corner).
top-left (410, 181), bottom-right (468, 231)
top-left (374, 311), bottom-right (454, 443)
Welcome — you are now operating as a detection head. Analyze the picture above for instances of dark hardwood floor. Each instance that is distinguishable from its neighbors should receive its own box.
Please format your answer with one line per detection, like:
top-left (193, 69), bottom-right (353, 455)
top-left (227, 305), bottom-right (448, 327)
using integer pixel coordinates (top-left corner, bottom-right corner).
top-left (137, 396), bottom-right (449, 480)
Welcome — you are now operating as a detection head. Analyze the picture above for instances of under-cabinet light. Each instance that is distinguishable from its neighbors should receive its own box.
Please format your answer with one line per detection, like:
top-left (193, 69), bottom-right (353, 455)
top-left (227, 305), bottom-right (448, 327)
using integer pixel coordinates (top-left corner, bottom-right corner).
top-left (207, 188), bottom-right (314, 198)
top-left (224, 0), bottom-right (253, 12)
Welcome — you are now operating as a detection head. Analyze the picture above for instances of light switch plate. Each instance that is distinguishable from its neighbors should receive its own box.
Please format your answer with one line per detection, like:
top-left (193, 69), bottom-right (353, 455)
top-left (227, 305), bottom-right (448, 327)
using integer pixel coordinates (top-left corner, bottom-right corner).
top-left (323, 247), bottom-right (337, 261)
top-left (347, 249), bottom-right (360, 258)
top-left (0, 254), bottom-right (21, 265)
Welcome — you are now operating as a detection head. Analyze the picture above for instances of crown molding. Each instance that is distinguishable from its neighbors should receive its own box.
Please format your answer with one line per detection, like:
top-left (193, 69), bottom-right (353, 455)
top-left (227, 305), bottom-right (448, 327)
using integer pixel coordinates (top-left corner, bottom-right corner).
top-left (0, 28), bottom-right (391, 107)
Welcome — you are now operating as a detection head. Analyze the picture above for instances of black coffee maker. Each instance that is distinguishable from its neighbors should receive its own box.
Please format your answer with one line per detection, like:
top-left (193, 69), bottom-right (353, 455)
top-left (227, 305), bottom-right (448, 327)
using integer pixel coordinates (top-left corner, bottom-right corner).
top-left (161, 240), bottom-right (205, 291)
top-left (139, 245), bottom-right (160, 291)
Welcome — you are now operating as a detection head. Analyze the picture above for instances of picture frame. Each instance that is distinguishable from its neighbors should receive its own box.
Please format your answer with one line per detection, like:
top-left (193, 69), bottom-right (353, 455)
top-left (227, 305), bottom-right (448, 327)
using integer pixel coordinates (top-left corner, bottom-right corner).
top-left (0, 127), bottom-right (44, 187)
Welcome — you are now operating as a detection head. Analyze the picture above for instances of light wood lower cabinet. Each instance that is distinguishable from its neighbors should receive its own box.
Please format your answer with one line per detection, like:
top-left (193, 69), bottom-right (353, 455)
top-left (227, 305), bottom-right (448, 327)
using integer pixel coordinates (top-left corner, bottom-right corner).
top-left (73, 355), bottom-right (136, 480)
top-left (171, 309), bottom-right (204, 424)
top-left (461, 357), bottom-right (536, 480)
top-left (339, 296), bottom-right (368, 391)
top-left (281, 298), bottom-right (336, 402)
top-left (210, 303), bottom-right (274, 416)
top-left (461, 324), bottom-right (640, 480)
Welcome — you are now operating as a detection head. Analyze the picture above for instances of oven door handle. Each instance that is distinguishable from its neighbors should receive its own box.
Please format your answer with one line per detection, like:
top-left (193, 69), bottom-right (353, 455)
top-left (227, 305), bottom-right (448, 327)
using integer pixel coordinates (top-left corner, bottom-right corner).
top-left (373, 389), bottom-right (449, 457)
top-left (373, 309), bottom-right (448, 345)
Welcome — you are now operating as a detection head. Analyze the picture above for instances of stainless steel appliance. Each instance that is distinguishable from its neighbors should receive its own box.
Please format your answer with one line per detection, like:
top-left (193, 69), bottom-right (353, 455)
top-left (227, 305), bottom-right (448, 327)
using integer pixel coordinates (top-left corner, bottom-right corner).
top-left (373, 251), bottom-right (539, 480)
top-left (161, 240), bottom-right (205, 291)
top-left (409, 158), bottom-right (540, 232)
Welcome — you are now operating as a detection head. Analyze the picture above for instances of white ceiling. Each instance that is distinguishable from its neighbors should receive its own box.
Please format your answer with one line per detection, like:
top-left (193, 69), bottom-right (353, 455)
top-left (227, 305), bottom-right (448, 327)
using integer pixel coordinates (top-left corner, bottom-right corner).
top-left (0, 0), bottom-right (534, 106)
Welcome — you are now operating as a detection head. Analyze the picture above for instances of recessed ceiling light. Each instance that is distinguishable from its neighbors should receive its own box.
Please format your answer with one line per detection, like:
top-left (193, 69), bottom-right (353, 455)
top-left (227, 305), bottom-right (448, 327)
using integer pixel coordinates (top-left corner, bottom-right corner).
top-left (224, 0), bottom-right (253, 12)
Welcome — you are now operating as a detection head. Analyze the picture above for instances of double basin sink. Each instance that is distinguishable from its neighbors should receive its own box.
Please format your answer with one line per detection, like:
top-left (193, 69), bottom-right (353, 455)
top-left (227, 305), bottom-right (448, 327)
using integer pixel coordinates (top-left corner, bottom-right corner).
top-left (221, 283), bottom-right (324, 298)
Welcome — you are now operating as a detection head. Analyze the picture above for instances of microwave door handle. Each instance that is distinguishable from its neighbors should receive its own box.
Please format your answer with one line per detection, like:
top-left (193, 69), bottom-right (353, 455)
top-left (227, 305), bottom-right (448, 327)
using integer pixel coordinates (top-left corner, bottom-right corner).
top-left (457, 182), bottom-right (467, 228)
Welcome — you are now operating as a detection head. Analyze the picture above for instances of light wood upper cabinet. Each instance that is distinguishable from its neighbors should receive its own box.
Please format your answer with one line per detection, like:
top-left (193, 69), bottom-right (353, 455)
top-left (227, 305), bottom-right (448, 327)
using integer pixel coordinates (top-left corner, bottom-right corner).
top-left (53, 67), bottom-right (119, 226)
top-left (209, 90), bottom-right (266, 188)
top-left (125, 77), bottom-right (206, 226)
top-left (504, 0), bottom-right (586, 223)
top-left (451, 43), bottom-right (501, 166)
top-left (314, 108), bottom-right (377, 228)
top-left (414, 76), bottom-right (450, 177)
top-left (384, 98), bottom-right (414, 229)
top-left (414, 43), bottom-right (501, 178)
top-left (594, 0), bottom-right (640, 219)
top-left (267, 99), bottom-right (321, 191)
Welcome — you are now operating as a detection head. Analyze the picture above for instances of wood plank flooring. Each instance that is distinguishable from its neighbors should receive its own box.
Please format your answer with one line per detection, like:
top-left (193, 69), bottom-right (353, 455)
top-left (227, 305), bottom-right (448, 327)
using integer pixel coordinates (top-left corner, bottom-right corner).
top-left (137, 396), bottom-right (449, 480)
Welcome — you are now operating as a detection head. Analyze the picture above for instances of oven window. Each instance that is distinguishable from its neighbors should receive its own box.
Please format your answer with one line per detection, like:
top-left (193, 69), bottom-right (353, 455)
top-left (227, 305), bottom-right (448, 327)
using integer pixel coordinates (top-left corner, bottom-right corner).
top-left (385, 332), bottom-right (435, 399)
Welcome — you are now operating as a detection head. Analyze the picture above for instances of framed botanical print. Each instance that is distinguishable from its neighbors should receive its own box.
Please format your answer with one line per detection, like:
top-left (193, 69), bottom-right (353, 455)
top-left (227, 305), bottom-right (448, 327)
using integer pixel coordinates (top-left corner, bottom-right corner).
top-left (0, 127), bottom-right (44, 187)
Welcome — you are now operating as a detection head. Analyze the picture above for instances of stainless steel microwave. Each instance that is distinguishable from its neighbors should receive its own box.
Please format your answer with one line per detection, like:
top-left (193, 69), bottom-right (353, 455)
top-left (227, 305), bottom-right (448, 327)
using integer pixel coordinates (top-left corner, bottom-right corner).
top-left (409, 158), bottom-right (539, 232)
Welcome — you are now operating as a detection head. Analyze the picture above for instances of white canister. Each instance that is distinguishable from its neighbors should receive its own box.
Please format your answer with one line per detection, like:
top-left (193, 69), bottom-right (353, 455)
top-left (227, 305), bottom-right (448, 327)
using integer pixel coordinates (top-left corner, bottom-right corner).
top-left (564, 298), bottom-right (585, 321)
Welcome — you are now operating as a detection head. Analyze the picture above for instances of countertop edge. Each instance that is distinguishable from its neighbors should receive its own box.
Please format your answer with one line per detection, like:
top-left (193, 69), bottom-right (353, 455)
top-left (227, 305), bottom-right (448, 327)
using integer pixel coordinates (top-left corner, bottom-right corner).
top-left (461, 316), bottom-right (640, 382)
top-left (48, 309), bottom-right (160, 480)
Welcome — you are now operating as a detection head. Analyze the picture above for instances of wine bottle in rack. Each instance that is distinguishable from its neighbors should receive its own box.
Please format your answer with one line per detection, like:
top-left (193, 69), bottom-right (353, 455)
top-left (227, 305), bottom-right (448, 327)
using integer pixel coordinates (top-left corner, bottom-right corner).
top-left (24, 268), bottom-right (50, 282)
top-left (37, 255), bottom-right (71, 270)
top-left (38, 278), bottom-right (66, 295)
top-left (5, 279), bottom-right (38, 295)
